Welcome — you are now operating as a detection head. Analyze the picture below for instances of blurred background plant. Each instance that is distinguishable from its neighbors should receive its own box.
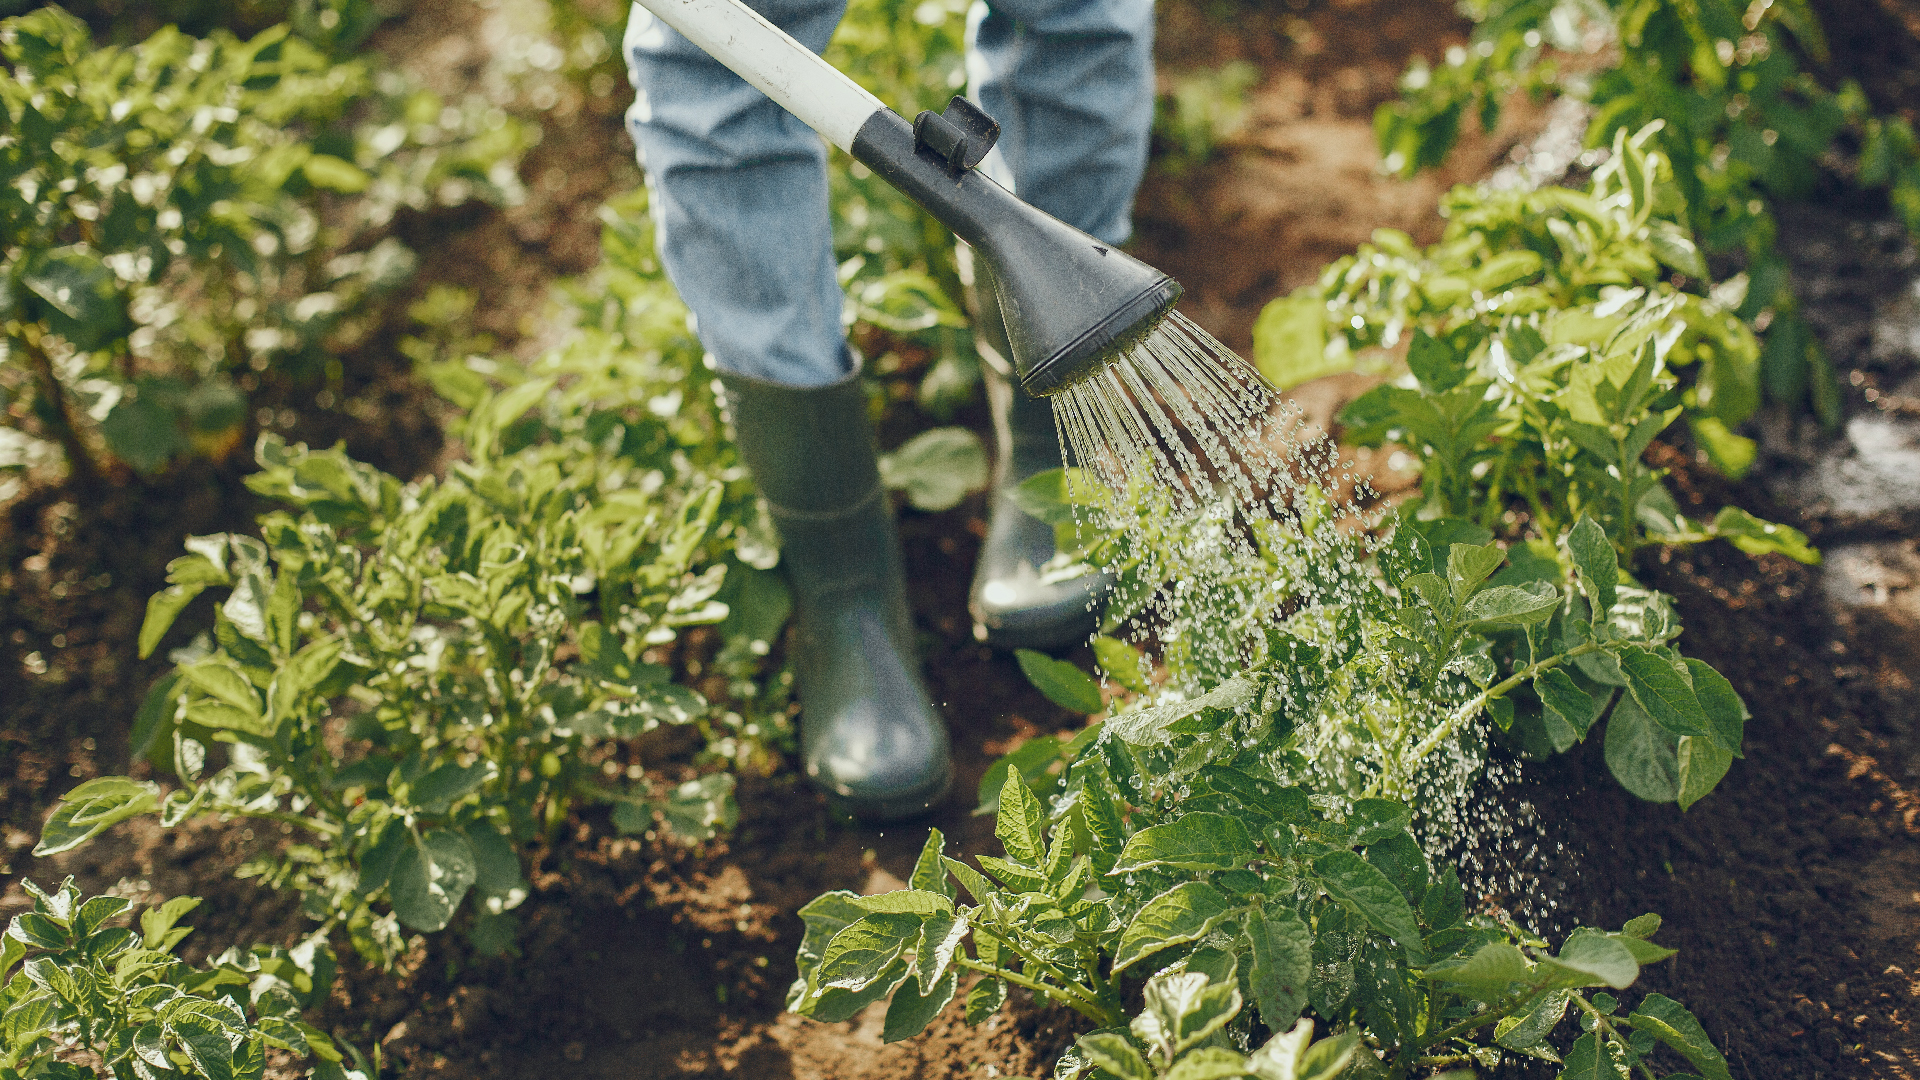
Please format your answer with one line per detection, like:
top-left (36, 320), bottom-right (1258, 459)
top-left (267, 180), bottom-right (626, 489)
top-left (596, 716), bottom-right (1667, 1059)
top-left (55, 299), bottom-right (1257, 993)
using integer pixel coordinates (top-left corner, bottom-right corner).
top-left (1372, 0), bottom-right (1920, 425)
top-left (0, 6), bottom-right (530, 495)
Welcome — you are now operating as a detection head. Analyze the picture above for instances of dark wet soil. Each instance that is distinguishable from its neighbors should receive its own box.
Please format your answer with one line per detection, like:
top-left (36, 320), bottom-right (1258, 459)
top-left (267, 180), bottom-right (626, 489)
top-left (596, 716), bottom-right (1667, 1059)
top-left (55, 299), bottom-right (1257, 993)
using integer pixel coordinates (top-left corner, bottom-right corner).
top-left (7, 0), bottom-right (1920, 1077)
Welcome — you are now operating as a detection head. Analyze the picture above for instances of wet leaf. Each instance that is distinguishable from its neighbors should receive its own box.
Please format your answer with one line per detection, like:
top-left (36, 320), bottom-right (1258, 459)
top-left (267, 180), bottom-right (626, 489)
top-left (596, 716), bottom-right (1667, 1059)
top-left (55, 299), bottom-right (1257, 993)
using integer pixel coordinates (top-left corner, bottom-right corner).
top-left (1015, 649), bottom-right (1105, 714)
top-left (1114, 881), bottom-right (1236, 974)
top-left (1112, 813), bottom-right (1257, 873)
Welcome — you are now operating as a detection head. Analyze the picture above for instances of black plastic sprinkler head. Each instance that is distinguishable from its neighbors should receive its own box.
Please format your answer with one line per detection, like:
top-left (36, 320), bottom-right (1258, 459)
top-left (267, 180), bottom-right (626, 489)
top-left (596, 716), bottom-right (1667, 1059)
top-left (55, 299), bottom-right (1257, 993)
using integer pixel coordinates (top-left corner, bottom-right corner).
top-left (852, 99), bottom-right (1184, 397)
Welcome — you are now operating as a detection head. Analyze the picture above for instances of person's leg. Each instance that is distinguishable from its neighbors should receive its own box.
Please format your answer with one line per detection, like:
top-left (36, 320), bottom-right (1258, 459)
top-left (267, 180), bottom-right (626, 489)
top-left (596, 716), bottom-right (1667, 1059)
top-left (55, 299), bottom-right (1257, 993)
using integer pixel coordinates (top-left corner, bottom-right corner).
top-left (967, 0), bottom-right (1155, 245)
top-left (623, 0), bottom-right (849, 386)
top-left (624, 1), bottom-right (950, 820)
top-left (962, 0), bottom-right (1155, 647)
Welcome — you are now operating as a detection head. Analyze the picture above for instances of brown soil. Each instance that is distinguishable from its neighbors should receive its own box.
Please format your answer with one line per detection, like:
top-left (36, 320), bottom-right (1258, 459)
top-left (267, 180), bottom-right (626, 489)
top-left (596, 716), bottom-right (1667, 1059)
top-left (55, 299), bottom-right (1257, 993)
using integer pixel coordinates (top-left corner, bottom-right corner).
top-left (7, 0), bottom-right (1920, 1078)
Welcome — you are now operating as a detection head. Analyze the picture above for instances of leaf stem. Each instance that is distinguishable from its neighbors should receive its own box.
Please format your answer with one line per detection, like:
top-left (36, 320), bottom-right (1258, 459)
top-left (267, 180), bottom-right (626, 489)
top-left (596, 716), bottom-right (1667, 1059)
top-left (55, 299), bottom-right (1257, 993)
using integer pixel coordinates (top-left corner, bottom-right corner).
top-left (1367, 641), bottom-right (1603, 797)
top-left (1570, 995), bottom-right (1661, 1080)
top-left (953, 954), bottom-right (1119, 1026)
top-left (964, 923), bottom-right (1109, 1018)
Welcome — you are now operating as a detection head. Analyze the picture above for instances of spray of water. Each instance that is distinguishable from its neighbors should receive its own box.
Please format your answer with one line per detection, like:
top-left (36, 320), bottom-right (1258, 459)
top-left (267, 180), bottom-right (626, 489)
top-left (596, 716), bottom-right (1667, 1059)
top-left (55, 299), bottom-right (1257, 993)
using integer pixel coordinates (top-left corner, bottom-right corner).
top-left (1050, 309), bottom-right (1546, 917)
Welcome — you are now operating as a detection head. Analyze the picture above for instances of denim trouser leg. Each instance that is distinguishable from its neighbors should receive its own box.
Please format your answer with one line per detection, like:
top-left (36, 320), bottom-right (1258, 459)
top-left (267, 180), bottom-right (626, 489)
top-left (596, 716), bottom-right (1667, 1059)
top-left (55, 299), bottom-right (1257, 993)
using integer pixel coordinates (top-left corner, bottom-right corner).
top-left (622, 0), bottom-right (1155, 387)
top-left (624, 0), bottom-right (852, 387)
top-left (968, 0), bottom-right (1155, 246)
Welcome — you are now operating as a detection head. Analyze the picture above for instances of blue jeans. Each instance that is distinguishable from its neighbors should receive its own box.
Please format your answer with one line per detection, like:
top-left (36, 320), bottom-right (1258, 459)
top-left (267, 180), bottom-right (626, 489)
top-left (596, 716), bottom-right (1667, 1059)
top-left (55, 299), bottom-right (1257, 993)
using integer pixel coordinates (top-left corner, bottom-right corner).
top-left (622, 0), bottom-right (1155, 386)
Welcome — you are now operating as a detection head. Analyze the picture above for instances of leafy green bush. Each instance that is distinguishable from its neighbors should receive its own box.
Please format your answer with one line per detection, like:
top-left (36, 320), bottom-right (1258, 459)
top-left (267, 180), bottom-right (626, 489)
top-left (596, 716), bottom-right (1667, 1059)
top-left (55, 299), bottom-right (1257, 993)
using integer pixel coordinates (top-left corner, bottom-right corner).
top-left (795, 776), bottom-right (1726, 1078)
top-left (1153, 60), bottom-right (1261, 177)
top-left (792, 462), bottom-right (1741, 1071)
top-left (3, 877), bottom-right (364, 1080)
top-left (0, 7), bottom-right (528, 485)
top-left (34, 403), bottom-right (748, 962)
top-left (1254, 123), bottom-right (1815, 561)
top-left (1374, 0), bottom-right (1917, 423)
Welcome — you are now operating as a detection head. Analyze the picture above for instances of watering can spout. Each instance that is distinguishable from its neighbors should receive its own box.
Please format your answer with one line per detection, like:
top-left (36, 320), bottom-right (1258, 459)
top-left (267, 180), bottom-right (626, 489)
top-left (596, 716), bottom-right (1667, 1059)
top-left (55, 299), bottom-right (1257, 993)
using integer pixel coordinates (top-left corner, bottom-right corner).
top-left (849, 104), bottom-right (1182, 396)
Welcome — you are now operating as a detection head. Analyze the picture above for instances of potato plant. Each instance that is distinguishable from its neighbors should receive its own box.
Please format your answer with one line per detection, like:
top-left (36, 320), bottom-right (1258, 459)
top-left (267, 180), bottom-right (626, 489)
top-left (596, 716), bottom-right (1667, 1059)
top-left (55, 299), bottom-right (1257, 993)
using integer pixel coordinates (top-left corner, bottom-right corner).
top-left (0, 6), bottom-right (528, 484)
top-left (795, 776), bottom-right (1727, 1078)
top-left (33, 400), bottom-right (748, 962)
top-left (3, 877), bottom-right (363, 1080)
top-left (790, 467), bottom-right (1742, 1071)
top-left (1255, 123), bottom-right (1814, 563)
top-left (1374, 0), bottom-right (1915, 422)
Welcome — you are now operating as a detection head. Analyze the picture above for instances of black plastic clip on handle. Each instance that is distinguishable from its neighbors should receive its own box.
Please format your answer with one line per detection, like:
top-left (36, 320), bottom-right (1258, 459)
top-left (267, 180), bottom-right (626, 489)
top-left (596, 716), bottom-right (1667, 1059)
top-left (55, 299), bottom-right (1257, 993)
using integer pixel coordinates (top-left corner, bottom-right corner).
top-left (912, 95), bottom-right (1000, 173)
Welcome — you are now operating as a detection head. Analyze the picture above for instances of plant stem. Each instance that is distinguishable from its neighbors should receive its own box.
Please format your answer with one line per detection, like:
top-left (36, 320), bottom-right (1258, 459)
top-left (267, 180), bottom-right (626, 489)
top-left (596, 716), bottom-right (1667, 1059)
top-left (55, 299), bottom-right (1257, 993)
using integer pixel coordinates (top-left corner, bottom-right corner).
top-left (964, 923), bottom-right (1110, 1019)
top-left (953, 954), bottom-right (1120, 1026)
top-left (1366, 641), bottom-right (1602, 797)
top-left (1570, 995), bottom-right (1661, 1080)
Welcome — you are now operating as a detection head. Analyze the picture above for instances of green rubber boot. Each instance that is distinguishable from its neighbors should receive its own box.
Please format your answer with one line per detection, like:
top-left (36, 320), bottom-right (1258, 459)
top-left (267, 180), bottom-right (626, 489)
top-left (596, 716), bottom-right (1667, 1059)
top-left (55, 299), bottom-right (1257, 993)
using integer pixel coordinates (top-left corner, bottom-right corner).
top-left (959, 247), bottom-right (1112, 650)
top-left (718, 365), bottom-right (951, 822)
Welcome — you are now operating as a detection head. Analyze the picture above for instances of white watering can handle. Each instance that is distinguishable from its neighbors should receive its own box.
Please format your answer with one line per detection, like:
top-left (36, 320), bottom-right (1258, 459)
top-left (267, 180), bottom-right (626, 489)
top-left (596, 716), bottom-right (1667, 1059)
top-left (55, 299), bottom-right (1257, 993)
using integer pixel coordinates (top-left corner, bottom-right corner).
top-left (631, 0), bottom-right (890, 153)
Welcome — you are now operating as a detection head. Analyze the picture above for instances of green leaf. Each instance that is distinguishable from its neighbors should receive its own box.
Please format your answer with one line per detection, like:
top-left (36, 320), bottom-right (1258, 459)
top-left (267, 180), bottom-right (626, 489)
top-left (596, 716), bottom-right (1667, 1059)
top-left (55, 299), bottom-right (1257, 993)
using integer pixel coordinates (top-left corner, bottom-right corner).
top-left (1626, 993), bottom-right (1732, 1080)
top-left (180, 658), bottom-right (263, 718)
top-left (1495, 989), bottom-right (1569, 1056)
top-left (388, 829), bottom-right (478, 932)
top-left (848, 890), bottom-right (954, 916)
top-left (1646, 219), bottom-right (1708, 278)
top-left (1015, 649), bottom-right (1105, 714)
top-left (1535, 667), bottom-right (1598, 738)
top-left (975, 735), bottom-right (1064, 815)
top-left (1405, 328), bottom-right (1468, 393)
top-left (35, 777), bottom-right (161, 855)
top-left (877, 427), bottom-right (989, 511)
top-left (1539, 929), bottom-right (1638, 989)
top-left (1112, 813), bottom-right (1258, 873)
top-left (1253, 290), bottom-right (1349, 391)
top-left (459, 823), bottom-right (527, 914)
top-left (302, 154), bottom-right (371, 192)
top-left (995, 769), bottom-right (1047, 867)
top-left (1445, 543), bottom-right (1506, 605)
top-left (140, 583), bottom-right (208, 659)
top-left (808, 957), bottom-right (913, 1023)
top-left (1165, 1048), bottom-right (1254, 1080)
top-left (660, 773), bottom-right (737, 841)
top-left (941, 857), bottom-right (997, 906)
top-left (1565, 516), bottom-right (1618, 617)
top-left (1604, 695), bottom-right (1679, 802)
top-left (1249, 1019), bottom-right (1358, 1080)
top-left (1683, 659), bottom-right (1747, 756)
top-left (1559, 1031), bottom-right (1629, 1079)
top-left (1077, 1032), bottom-right (1154, 1080)
top-left (909, 827), bottom-right (954, 899)
top-left (1246, 908), bottom-right (1313, 1031)
top-left (816, 913), bottom-right (923, 991)
top-left (407, 761), bottom-right (493, 815)
top-left (1114, 881), bottom-right (1237, 974)
top-left (168, 1014), bottom-right (237, 1080)
top-left (1345, 798), bottom-right (1412, 846)
top-left (1461, 582), bottom-right (1560, 630)
top-left (269, 636), bottom-right (344, 724)
top-left (1107, 674), bottom-right (1258, 746)
top-left (1138, 968), bottom-right (1243, 1056)
top-left (1676, 736), bottom-right (1733, 811)
top-left (1709, 506), bottom-right (1818, 564)
top-left (1311, 851), bottom-right (1427, 964)
top-left (975, 854), bottom-right (1046, 893)
top-left (791, 891), bottom-right (865, 1005)
top-left (1618, 646), bottom-right (1711, 738)
top-left (1094, 635), bottom-right (1153, 693)
top-left (1426, 942), bottom-right (1531, 993)
top-left (881, 967), bottom-right (957, 1042)
top-left (911, 910), bottom-right (967, 993)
